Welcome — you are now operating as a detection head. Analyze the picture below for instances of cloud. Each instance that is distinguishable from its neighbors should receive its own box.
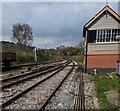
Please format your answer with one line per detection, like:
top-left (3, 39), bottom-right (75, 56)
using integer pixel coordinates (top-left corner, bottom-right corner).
top-left (0, 35), bottom-right (11, 41)
top-left (34, 34), bottom-right (82, 48)
top-left (1, 0), bottom-right (120, 2)
top-left (34, 36), bottom-right (56, 48)
top-left (1, 2), bottom-right (119, 48)
top-left (0, 36), bottom-right (2, 41)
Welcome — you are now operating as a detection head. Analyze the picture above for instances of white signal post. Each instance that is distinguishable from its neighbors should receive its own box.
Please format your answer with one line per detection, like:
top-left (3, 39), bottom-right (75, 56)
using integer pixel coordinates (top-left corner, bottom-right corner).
top-left (34, 47), bottom-right (37, 68)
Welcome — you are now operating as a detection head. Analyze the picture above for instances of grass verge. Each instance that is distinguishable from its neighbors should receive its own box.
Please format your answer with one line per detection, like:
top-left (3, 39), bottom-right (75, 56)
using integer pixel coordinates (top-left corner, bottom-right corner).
top-left (91, 74), bottom-right (119, 110)
top-left (67, 55), bottom-right (84, 63)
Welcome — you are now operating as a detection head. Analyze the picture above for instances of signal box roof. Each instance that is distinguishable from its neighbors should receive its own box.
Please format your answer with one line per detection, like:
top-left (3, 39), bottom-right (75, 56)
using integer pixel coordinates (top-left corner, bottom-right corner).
top-left (83, 5), bottom-right (120, 37)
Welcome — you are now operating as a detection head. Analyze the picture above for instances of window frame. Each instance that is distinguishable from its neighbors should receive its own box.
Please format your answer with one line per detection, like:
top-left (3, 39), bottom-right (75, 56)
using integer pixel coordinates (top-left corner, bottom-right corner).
top-left (96, 29), bottom-right (120, 43)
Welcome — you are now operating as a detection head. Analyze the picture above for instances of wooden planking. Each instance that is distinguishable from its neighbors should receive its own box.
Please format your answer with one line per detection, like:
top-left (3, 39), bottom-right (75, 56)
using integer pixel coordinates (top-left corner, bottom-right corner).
top-left (87, 51), bottom-right (120, 55)
top-left (88, 42), bottom-right (120, 52)
top-left (85, 5), bottom-right (120, 28)
top-left (88, 13), bottom-right (120, 30)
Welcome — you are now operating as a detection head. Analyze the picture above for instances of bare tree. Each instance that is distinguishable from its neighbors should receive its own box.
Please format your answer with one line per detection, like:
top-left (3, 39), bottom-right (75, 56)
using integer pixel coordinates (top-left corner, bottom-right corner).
top-left (75, 41), bottom-right (84, 48)
top-left (12, 23), bottom-right (33, 46)
top-left (79, 41), bottom-right (84, 48)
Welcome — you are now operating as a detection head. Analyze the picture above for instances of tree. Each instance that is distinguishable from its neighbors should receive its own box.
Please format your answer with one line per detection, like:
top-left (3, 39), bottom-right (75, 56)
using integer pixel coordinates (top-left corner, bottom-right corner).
top-left (12, 23), bottom-right (33, 46)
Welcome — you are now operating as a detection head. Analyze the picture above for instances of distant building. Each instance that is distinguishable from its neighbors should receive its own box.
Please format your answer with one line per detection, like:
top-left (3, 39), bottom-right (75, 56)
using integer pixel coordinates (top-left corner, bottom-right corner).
top-left (83, 5), bottom-right (120, 74)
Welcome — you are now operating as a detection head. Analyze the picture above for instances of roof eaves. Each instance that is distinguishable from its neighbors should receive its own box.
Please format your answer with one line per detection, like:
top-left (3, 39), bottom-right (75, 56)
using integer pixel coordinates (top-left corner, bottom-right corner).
top-left (84, 5), bottom-right (120, 28)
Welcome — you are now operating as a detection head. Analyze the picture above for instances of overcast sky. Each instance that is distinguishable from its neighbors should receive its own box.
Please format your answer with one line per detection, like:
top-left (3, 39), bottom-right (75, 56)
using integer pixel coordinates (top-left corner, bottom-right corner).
top-left (1, 1), bottom-right (119, 48)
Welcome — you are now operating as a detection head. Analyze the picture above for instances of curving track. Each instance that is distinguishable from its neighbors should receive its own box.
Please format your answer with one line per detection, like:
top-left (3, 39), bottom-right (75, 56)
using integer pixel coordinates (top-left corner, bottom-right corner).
top-left (1, 60), bottom-right (68, 89)
top-left (1, 60), bottom-right (86, 110)
top-left (1, 59), bottom-right (66, 79)
top-left (1, 60), bottom-right (72, 109)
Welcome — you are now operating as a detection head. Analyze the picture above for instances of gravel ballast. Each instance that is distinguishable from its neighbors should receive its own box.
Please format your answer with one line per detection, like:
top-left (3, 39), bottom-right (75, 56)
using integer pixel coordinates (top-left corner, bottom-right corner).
top-left (5, 63), bottom-right (73, 109)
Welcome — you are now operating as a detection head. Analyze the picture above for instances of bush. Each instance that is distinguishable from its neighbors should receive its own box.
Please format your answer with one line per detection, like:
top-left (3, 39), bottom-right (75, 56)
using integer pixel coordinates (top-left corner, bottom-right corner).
top-left (16, 48), bottom-right (34, 64)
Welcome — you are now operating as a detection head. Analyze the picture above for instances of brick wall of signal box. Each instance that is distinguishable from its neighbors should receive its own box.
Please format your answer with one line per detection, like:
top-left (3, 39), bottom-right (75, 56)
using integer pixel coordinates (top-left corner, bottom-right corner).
top-left (86, 54), bottom-right (120, 68)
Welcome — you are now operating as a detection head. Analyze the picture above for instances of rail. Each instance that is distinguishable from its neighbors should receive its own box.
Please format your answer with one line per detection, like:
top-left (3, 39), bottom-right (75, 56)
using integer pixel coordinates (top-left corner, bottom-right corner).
top-left (2, 59), bottom-right (65, 72)
top-left (40, 61), bottom-right (75, 110)
top-left (74, 65), bottom-right (85, 111)
top-left (1, 60), bottom-right (69, 89)
top-left (1, 60), bottom-right (71, 109)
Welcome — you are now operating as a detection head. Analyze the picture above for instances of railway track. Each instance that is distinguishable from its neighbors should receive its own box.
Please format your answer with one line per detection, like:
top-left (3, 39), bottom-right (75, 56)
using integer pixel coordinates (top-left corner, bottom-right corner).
top-left (1, 62), bottom-right (73, 109)
top-left (1, 66), bottom-right (54, 85)
top-left (40, 62), bottom-right (75, 110)
top-left (2, 59), bottom-right (64, 72)
top-left (0, 61), bottom-right (68, 90)
top-left (1, 59), bottom-right (65, 78)
top-left (0, 61), bottom-right (66, 85)
top-left (45, 64), bottom-right (79, 109)
top-left (1, 60), bottom-right (71, 109)
top-left (74, 65), bottom-right (85, 111)
top-left (1, 60), bottom-right (68, 103)
top-left (1, 65), bottom-right (66, 105)
top-left (1, 61), bottom-right (86, 110)
top-left (1, 66), bottom-right (61, 89)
